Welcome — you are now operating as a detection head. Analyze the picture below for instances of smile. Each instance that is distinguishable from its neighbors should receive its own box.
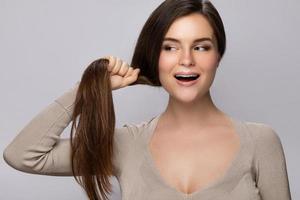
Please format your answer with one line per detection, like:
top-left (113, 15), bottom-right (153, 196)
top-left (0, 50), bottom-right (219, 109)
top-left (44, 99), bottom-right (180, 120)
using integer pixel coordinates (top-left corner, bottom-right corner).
top-left (174, 74), bottom-right (200, 86)
top-left (174, 74), bottom-right (200, 81)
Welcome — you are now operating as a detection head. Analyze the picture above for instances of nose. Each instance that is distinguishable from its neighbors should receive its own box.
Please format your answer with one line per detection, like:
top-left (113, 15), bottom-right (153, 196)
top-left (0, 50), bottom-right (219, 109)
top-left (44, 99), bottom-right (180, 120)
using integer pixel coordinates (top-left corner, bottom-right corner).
top-left (179, 49), bottom-right (195, 67)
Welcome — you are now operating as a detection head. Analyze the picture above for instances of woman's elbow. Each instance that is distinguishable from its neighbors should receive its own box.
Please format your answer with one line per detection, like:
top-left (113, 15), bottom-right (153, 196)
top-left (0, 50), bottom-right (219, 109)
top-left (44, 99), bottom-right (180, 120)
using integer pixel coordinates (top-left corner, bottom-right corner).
top-left (3, 144), bottom-right (43, 174)
top-left (3, 145), bottom-right (25, 172)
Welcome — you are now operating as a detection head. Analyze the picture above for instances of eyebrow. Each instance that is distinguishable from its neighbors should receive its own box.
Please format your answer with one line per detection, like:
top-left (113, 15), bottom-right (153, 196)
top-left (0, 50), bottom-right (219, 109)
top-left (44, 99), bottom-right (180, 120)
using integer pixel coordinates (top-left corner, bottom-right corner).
top-left (163, 37), bottom-right (213, 43)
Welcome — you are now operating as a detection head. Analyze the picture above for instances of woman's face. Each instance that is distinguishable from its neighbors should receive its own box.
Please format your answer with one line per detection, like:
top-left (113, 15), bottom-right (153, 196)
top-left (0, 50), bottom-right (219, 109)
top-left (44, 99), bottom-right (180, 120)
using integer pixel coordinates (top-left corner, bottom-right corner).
top-left (158, 13), bottom-right (220, 103)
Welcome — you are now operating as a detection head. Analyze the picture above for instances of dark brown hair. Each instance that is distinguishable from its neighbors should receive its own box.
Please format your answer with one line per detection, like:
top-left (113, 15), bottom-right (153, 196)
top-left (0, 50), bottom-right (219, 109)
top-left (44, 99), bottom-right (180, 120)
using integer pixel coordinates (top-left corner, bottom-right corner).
top-left (70, 0), bottom-right (226, 199)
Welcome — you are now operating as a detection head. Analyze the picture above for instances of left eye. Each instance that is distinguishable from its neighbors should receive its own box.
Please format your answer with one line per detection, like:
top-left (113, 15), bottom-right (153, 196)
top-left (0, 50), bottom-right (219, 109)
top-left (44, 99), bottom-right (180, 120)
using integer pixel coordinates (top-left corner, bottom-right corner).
top-left (194, 46), bottom-right (210, 51)
top-left (163, 46), bottom-right (177, 51)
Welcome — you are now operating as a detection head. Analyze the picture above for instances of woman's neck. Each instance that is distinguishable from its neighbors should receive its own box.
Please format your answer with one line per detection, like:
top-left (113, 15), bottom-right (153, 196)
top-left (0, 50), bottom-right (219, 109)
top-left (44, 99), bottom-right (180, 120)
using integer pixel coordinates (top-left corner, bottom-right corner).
top-left (162, 91), bottom-right (226, 130)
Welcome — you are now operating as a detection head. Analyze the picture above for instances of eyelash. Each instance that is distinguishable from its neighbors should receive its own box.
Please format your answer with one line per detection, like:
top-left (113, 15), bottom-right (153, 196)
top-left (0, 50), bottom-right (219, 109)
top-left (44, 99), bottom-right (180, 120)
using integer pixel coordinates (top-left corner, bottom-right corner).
top-left (162, 45), bottom-right (211, 52)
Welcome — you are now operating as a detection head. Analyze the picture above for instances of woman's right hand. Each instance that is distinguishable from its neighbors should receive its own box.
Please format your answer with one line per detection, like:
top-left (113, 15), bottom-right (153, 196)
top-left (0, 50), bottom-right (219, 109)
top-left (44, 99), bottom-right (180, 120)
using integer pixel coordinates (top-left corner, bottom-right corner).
top-left (103, 55), bottom-right (140, 90)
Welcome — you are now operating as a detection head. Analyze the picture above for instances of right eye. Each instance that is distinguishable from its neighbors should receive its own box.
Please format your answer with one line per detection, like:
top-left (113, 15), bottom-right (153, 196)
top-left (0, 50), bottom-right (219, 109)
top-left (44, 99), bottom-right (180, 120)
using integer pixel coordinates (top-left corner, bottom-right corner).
top-left (162, 45), bottom-right (177, 51)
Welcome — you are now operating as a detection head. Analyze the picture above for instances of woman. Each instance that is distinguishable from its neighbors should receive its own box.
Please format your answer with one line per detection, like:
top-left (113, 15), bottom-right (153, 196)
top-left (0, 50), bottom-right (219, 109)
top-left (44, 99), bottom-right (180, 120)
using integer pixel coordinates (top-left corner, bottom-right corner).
top-left (3, 0), bottom-right (291, 200)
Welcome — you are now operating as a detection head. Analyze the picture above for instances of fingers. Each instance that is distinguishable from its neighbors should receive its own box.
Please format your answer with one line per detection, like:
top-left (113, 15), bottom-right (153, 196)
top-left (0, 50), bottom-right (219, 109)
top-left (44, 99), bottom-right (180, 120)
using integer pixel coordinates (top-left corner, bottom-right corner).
top-left (119, 61), bottom-right (131, 76)
top-left (102, 55), bottom-right (140, 81)
top-left (122, 68), bottom-right (140, 86)
top-left (102, 55), bottom-right (115, 72)
top-left (103, 55), bottom-right (134, 76)
top-left (111, 58), bottom-right (122, 75)
top-left (124, 66), bottom-right (134, 78)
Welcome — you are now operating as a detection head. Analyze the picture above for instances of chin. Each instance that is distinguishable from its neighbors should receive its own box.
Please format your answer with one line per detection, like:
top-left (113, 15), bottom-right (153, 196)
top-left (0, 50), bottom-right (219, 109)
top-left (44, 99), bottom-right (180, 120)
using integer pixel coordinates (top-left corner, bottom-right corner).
top-left (171, 91), bottom-right (201, 103)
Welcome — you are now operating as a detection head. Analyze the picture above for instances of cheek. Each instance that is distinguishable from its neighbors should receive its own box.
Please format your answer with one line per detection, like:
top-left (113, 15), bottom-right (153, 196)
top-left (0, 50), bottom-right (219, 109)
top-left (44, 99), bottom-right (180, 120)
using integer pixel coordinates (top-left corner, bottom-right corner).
top-left (198, 53), bottom-right (219, 71)
top-left (158, 52), bottom-right (177, 79)
top-left (159, 52), bottom-right (178, 69)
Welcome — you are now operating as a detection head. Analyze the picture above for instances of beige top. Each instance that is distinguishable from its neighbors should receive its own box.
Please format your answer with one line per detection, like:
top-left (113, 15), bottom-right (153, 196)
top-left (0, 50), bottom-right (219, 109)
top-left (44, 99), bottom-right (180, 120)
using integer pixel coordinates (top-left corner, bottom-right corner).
top-left (3, 83), bottom-right (292, 200)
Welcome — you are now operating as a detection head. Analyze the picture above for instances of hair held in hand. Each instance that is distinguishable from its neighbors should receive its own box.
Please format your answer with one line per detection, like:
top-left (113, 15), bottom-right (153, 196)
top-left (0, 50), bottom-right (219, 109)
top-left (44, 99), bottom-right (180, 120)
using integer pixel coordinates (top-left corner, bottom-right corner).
top-left (69, 58), bottom-right (155, 200)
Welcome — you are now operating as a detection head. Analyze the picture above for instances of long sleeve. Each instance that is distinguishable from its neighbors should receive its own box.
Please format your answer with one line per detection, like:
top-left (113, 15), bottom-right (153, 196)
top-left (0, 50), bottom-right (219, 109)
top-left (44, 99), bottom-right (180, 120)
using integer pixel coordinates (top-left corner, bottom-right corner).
top-left (253, 124), bottom-right (292, 200)
top-left (3, 82), bottom-right (80, 176)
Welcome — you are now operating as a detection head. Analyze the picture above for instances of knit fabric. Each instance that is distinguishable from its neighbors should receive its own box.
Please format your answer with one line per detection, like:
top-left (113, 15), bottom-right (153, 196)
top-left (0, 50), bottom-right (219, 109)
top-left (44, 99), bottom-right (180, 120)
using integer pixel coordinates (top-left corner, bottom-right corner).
top-left (3, 83), bottom-right (292, 200)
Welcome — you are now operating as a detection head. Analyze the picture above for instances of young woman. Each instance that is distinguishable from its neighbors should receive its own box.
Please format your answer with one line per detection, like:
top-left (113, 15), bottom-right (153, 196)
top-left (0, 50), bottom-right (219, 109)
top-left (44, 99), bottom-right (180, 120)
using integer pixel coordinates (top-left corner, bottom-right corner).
top-left (3, 0), bottom-right (291, 200)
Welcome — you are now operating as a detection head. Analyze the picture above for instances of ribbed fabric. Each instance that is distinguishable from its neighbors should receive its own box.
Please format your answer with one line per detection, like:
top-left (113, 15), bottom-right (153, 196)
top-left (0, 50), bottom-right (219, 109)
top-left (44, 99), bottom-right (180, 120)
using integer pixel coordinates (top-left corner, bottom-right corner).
top-left (3, 83), bottom-right (292, 200)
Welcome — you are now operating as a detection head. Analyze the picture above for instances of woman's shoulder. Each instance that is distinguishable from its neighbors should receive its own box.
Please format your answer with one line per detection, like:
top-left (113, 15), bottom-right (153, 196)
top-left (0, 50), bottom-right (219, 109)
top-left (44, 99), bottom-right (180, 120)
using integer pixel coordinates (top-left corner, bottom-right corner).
top-left (241, 119), bottom-right (284, 157)
top-left (242, 119), bottom-right (280, 141)
top-left (114, 115), bottom-right (158, 140)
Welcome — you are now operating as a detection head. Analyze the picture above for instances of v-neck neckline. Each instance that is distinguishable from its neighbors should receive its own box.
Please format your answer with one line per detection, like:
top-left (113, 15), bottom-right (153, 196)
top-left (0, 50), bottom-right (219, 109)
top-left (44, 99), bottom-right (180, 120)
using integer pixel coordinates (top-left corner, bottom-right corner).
top-left (144, 113), bottom-right (245, 198)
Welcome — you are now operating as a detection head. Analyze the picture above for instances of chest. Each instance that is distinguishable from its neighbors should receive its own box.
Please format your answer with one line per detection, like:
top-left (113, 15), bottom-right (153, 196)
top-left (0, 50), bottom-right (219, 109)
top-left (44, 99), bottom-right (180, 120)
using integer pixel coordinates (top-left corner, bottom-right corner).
top-left (148, 128), bottom-right (241, 195)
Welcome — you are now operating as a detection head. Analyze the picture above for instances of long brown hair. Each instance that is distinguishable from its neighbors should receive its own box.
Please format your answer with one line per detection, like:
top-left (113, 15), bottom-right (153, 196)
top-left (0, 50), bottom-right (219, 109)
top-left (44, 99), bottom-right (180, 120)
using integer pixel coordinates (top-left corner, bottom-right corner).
top-left (70, 0), bottom-right (226, 199)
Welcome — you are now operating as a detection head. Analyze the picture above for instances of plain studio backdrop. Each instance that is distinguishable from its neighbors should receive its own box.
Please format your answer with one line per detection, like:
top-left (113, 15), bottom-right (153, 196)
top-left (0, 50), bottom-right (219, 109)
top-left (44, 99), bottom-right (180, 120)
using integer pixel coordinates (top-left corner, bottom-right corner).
top-left (0, 0), bottom-right (299, 199)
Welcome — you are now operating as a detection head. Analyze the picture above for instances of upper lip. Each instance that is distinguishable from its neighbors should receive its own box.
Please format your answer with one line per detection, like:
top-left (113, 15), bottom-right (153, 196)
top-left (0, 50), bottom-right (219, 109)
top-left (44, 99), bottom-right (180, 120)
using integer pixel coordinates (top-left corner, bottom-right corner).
top-left (174, 72), bottom-right (200, 76)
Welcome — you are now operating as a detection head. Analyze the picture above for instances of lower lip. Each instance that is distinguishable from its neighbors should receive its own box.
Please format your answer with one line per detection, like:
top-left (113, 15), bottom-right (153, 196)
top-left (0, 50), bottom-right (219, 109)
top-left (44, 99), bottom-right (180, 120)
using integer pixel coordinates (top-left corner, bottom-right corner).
top-left (175, 77), bottom-right (200, 86)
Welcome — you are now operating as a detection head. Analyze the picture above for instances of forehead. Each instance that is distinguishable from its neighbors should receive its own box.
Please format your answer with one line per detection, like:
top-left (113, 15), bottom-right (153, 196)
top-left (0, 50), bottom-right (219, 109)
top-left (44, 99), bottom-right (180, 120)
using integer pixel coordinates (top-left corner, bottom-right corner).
top-left (164, 13), bottom-right (214, 42)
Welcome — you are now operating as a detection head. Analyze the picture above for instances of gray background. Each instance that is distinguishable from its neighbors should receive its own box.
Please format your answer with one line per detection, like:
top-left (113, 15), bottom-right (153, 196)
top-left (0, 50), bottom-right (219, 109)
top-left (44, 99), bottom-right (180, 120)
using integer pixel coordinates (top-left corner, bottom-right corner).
top-left (1, 0), bottom-right (299, 199)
